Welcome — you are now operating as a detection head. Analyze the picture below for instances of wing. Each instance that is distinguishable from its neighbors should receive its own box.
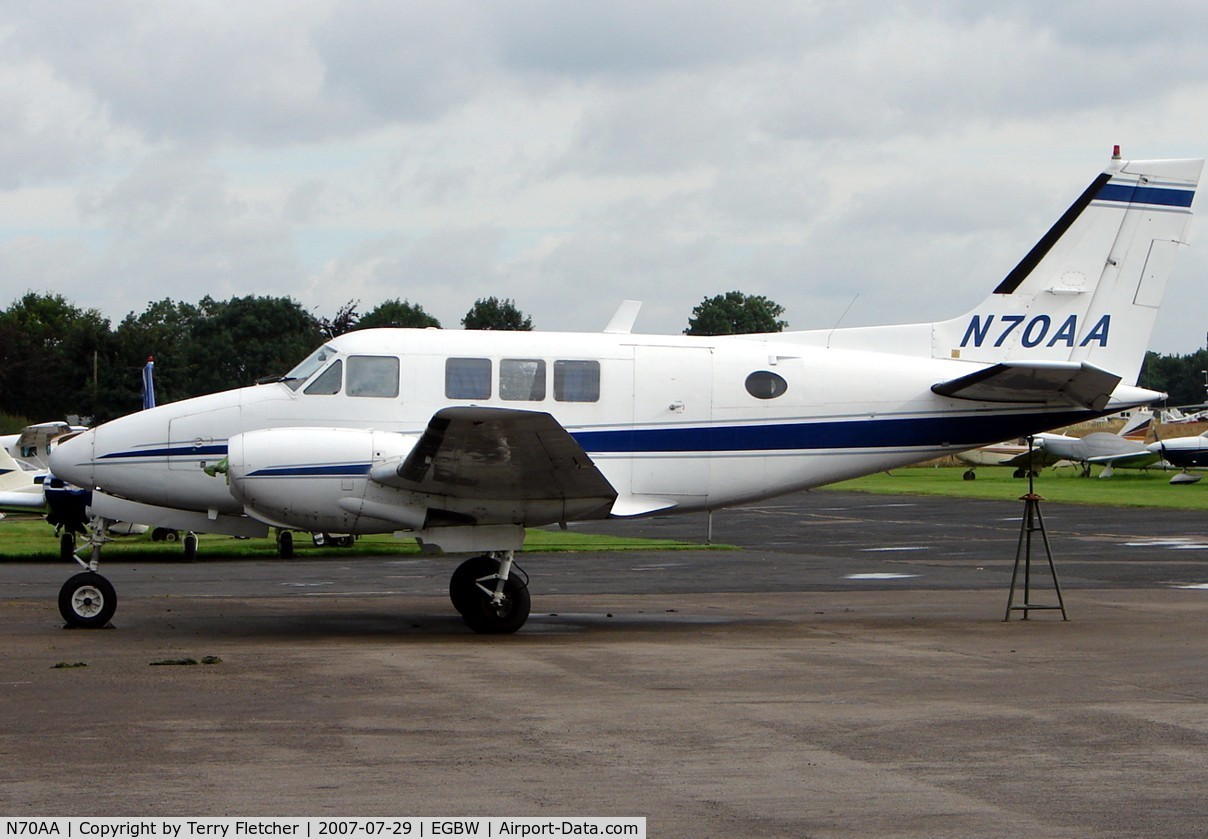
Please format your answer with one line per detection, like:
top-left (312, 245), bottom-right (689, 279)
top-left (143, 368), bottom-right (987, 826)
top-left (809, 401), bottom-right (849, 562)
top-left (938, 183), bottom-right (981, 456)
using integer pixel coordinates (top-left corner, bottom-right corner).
top-left (370, 407), bottom-right (618, 525)
top-left (1086, 450), bottom-right (1162, 468)
top-left (932, 361), bottom-right (1123, 410)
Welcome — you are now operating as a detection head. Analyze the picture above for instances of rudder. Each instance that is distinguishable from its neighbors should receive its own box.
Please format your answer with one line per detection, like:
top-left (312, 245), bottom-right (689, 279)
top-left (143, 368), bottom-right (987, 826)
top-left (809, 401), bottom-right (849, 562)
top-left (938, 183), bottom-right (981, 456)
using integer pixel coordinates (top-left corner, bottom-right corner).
top-left (934, 152), bottom-right (1202, 385)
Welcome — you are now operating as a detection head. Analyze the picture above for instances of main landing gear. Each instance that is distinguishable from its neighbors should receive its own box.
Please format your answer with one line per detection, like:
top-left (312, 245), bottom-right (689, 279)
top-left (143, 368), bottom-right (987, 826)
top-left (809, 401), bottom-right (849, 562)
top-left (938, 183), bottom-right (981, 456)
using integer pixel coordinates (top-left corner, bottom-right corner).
top-left (448, 551), bottom-right (531, 634)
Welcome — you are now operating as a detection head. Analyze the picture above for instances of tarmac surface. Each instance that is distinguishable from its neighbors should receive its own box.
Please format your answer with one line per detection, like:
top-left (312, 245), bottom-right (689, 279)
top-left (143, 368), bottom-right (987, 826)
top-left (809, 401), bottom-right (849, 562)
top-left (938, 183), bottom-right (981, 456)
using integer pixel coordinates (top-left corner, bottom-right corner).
top-left (3, 489), bottom-right (1207, 837)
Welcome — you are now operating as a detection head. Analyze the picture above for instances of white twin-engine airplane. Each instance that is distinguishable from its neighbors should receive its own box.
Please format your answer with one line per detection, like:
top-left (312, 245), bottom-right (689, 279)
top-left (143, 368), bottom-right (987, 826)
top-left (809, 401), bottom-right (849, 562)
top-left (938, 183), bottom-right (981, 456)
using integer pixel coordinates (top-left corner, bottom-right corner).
top-left (49, 150), bottom-right (1201, 634)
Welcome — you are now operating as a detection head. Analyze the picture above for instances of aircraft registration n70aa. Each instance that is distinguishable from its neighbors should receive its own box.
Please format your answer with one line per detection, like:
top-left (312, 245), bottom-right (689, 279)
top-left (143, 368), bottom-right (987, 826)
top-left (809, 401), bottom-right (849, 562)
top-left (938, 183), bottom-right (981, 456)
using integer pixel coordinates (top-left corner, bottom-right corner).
top-left (50, 149), bottom-right (1202, 634)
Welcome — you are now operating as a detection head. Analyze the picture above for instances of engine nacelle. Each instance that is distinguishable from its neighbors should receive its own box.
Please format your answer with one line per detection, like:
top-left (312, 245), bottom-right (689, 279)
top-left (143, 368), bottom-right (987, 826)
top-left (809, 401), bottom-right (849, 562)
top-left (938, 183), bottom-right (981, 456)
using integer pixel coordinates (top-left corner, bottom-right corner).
top-left (225, 427), bottom-right (423, 533)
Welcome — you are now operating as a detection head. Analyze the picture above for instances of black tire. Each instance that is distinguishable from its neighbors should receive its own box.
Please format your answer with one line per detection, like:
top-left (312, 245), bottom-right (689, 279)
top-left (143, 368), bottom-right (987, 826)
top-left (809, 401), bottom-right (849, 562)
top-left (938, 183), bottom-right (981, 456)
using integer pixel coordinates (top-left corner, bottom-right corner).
top-left (461, 574), bottom-right (531, 635)
top-left (278, 530), bottom-right (294, 559)
top-left (59, 532), bottom-right (76, 562)
top-left (449, 555), bottom-right (499, 616)
top-left (59, 572), bottom-right (117, 629)
top-left (450, 556), bottom-right (531, 635)
top-left (183, 533), bottom-right (198, 561)
top-left (962, 469), bottom-right (976, 481)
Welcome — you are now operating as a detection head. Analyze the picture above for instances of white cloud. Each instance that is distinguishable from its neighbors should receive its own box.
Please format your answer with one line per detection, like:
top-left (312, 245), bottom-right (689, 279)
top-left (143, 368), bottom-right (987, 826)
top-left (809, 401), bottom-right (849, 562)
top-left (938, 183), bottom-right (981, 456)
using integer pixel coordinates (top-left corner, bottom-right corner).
top-left (2, 1), bottom-right (1207, 353)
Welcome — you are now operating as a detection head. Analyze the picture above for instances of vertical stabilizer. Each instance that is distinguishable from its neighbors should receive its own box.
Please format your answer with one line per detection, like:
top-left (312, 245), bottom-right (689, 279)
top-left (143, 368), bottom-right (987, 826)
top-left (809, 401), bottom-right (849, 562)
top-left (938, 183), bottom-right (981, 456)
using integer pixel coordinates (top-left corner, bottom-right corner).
top-left (934, 153), bottom-right (1202, 385)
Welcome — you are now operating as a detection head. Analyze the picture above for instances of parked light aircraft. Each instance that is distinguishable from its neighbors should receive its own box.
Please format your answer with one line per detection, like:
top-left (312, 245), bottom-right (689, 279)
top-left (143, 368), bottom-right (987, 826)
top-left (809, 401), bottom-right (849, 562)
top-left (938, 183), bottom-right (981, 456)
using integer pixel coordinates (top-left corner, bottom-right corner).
top-left (49, 150), bottom-right (1202, 633)
top-left (1033, 410), bottom-right (1161, 477)
top-left (1, 421), bottom-right (86, 471)
top-left (955, 411), bottom-right (1156, 479)
top-left (954, 438), bottom-right (1041, 478)
top-left (1148, 430), bottom-right (1208, 483)
top-left (0, 447), bottom-right (46, 514)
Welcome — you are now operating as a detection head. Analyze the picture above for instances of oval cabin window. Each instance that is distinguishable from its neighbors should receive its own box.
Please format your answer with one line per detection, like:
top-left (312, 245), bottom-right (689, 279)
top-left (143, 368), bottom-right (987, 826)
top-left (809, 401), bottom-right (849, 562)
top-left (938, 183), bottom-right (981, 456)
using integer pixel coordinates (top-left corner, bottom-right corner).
top-left (745, 370), bottom-right (788, 399)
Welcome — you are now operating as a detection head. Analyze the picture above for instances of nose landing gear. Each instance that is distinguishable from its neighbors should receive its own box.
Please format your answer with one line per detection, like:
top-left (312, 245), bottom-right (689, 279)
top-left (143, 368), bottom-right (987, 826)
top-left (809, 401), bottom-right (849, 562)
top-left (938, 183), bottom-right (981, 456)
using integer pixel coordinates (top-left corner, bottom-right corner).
top-left (58, 516), bottom-right (116, 628)
top-left (59, 571), bottom-right (116, 629)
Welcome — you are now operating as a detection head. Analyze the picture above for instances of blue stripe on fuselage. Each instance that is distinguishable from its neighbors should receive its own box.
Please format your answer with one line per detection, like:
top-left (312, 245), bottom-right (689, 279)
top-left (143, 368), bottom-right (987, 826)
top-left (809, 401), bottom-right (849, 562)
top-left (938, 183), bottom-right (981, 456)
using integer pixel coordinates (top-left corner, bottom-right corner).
top-left (247, 463), bottom-right (373, 478)
top-left (98, 444), bottom-right (228, 460)
top-left (572, 410), bottom-right (1099, 454)
top-left (95, 409), bottom-right (1104, 476)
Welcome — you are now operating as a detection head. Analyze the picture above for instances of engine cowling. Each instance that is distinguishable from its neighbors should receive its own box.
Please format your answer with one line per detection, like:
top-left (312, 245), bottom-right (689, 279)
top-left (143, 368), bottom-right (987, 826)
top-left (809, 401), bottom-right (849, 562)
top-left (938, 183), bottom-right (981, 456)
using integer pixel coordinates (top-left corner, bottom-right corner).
top-left (225, 427), bottom-right (423, 533)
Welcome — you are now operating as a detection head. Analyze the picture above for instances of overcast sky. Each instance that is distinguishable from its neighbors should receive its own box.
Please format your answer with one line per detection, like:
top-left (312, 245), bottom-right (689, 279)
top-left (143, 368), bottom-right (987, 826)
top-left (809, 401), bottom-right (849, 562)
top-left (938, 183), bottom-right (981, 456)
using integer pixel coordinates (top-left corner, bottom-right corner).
top-left (2, 1), bottom-right (1207, 352)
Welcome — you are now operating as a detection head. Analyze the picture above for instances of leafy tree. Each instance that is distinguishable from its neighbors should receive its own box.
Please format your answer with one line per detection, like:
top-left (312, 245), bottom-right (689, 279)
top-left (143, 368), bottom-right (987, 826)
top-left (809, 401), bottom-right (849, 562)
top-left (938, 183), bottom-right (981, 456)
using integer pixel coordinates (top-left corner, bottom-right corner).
top-left (461, 297), bottom-right (533, 331)
top-left (359, 298), bottom-right (441, 329)
top-left (185, 295), bottom-right (324, 393)
top-left (684, 291), bottom-right (788, 336)
top-left (320, 299), bottom-right (361, 338)
top-left (0, 292), bottom-right (111, 422)
top-left (108, 299), bottom-right (203, 415)
top-left (1139, 349), bottom-right (1208, 406)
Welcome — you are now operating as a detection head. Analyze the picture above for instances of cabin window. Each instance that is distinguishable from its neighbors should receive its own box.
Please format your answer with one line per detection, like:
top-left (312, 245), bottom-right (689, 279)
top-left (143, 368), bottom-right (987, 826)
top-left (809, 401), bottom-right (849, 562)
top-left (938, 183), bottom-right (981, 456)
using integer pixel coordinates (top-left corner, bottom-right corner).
top-left (500, 359), bottom-right (546, 401)
top-left (347, 355), bottom-right (400, 398)
top-left (554, 360), bottom-right (600, 402)
top-left (745, 370), bottom-right (788, 399)
top-left (446, 357), bottom-right (492, 399)
top-left (304, 360), bottom-right (343, 395)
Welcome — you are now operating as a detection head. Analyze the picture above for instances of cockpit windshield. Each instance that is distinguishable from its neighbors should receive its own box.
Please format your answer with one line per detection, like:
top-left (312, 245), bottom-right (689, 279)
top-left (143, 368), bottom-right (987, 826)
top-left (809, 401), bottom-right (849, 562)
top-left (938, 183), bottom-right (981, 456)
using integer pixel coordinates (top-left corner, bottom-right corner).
top-left (281, 344), bottom-right (338, 391)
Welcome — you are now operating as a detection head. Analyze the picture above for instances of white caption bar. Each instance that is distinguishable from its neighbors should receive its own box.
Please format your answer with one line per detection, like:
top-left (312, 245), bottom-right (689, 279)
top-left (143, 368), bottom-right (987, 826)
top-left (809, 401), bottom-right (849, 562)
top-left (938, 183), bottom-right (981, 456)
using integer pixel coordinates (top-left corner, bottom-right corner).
top-left (1, 819), bottom-right (645, 839)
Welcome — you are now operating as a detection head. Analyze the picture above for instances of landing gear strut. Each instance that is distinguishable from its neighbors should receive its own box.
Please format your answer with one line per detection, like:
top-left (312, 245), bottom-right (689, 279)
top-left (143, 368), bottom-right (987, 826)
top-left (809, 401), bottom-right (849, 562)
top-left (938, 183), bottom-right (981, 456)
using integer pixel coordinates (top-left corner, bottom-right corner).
top-left (58, 515), bottom-right (116, 628)
top-left (448, 552), bottom-right (531, 634)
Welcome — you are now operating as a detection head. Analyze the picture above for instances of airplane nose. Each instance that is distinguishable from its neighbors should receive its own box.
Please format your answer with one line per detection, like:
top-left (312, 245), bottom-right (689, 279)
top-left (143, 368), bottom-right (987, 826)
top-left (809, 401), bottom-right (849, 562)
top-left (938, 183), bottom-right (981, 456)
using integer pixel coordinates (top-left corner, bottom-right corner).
top-left (49, 428), bottom-right (96, 488)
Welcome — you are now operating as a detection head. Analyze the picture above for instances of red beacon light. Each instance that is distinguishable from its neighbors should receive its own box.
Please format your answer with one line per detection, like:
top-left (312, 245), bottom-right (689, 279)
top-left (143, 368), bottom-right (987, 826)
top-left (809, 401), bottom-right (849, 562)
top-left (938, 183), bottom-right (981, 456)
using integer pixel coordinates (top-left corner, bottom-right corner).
top-left (1112, 144), bottom-right (1122, 159)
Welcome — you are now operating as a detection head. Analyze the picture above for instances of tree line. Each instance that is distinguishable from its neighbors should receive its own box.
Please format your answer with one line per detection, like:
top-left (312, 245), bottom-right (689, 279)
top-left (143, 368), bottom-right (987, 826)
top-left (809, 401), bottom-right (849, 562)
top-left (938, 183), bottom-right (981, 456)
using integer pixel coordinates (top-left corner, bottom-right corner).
top-left (1, 289), bottom-right (1202, 429)
top-left (0, 292), bottom-right (531, 426)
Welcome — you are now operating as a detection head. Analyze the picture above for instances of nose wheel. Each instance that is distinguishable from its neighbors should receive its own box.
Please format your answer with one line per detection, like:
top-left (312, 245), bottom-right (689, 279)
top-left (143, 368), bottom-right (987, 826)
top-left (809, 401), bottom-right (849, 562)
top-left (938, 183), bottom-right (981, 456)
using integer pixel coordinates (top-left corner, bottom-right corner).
top-left (59, 571), bottom-right (117, 628)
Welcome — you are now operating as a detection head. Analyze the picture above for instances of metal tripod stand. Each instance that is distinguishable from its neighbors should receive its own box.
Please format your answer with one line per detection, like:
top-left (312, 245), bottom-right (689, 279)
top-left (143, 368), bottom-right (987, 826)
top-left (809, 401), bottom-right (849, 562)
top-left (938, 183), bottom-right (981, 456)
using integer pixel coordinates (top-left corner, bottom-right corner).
top-left (1004, 437), bottom-right (1069, 621)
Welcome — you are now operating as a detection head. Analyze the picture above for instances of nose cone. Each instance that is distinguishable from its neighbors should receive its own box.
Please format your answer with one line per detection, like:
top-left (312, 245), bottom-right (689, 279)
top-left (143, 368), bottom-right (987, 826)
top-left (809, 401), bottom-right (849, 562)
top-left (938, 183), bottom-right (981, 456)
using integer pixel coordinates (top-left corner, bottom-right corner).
top-left (49, 429), bottom-right (96, 488)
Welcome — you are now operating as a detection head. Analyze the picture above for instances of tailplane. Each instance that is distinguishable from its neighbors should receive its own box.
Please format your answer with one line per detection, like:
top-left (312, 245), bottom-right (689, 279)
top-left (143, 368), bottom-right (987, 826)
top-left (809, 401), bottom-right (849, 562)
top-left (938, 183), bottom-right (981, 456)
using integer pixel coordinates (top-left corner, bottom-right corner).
top-left (933, 150), bottom-right (1202, 385)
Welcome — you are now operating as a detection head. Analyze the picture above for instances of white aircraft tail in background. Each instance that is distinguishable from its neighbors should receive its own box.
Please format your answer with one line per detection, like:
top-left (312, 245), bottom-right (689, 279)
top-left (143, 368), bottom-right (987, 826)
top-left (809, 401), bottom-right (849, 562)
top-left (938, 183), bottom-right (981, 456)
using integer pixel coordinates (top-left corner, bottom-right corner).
top-left (49, 149), bottom-right (1202, 633)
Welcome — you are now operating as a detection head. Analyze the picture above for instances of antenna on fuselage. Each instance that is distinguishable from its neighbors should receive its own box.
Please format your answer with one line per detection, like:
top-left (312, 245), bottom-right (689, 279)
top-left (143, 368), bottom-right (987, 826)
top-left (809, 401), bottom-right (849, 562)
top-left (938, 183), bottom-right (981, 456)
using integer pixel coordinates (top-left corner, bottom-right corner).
top-left (825, 293), bottom-right (860, 349)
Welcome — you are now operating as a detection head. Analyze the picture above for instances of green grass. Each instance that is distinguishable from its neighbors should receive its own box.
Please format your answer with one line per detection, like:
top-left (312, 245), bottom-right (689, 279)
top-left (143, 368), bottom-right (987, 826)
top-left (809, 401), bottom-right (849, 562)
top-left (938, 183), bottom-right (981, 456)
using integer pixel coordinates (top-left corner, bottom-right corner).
top-left (829, 465), bottom-right (1208, 509)
top-left (0, 516), bottom-right (713, 562)
top-left (5, 465), bottom-right (1199, 560)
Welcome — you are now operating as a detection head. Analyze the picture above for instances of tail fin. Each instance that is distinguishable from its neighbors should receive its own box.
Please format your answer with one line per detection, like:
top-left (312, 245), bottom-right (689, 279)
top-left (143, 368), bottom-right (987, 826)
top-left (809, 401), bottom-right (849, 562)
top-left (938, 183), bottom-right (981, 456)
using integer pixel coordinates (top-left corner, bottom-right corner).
top-left (1119, 409), bottom-right (1154, 441)
top-left (934, 152), bottom-right (1202, 385)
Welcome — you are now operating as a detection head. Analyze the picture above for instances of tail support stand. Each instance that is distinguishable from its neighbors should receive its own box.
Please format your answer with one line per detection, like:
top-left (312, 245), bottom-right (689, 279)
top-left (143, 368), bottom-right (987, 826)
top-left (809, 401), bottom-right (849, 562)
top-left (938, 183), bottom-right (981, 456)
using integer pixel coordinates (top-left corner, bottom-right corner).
top-left (1004, 437), bottom-right (1069, 621)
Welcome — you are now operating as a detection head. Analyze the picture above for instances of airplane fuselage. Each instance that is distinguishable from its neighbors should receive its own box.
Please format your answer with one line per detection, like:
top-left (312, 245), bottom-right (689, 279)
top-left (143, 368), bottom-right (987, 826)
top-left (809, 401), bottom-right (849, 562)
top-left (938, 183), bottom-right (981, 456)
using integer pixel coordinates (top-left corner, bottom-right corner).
top-left (59, 327), bottom-right (1125, 537)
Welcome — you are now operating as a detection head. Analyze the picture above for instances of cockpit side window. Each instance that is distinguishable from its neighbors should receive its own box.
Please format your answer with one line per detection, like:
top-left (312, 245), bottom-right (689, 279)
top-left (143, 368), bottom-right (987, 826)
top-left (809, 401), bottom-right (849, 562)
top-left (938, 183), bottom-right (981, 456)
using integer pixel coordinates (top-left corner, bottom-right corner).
top-left (304, 360), bottom-right (343, 395)
top-left (347, 356), bottom-right (400, 398)
top-left (283, 344), bottom-right (338, 391)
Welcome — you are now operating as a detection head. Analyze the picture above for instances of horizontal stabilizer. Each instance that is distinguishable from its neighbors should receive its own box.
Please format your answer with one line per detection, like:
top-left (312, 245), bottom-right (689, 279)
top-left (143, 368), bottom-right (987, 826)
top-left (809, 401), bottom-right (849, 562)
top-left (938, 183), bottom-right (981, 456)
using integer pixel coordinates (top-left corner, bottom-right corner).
top-left (932, 361), bottom-right (1123, 410)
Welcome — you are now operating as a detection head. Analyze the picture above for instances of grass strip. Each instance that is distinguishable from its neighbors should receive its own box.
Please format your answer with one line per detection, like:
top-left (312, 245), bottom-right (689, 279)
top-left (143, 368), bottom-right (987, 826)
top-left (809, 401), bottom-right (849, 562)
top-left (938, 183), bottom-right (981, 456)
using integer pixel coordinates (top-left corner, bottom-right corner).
top-left (828, 465), bottom-right (1207, 509)
top-left (0, 517), bottom-right (713, 561)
